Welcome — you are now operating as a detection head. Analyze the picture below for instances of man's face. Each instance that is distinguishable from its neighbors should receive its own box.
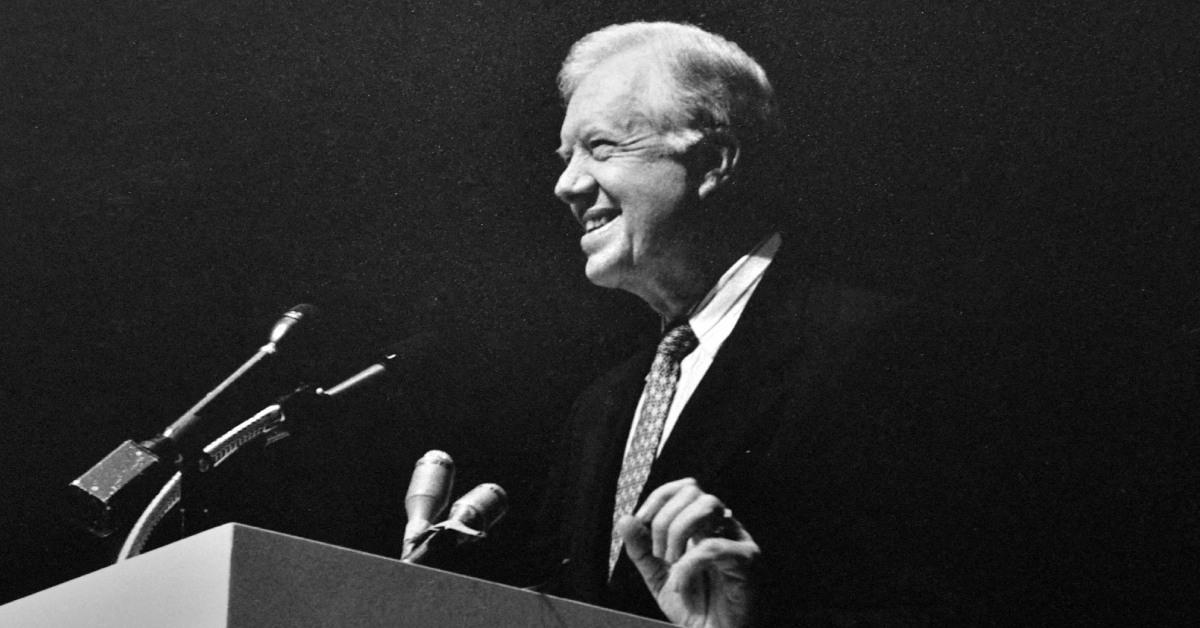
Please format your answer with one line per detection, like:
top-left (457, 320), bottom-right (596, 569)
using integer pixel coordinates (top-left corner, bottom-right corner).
top-left (554, 54), bottom-right (704, 302)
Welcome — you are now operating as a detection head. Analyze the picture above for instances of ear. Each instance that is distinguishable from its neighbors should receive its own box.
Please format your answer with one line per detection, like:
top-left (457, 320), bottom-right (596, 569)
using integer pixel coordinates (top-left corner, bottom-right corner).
top-left (697, 132), bottom-right (741, 200)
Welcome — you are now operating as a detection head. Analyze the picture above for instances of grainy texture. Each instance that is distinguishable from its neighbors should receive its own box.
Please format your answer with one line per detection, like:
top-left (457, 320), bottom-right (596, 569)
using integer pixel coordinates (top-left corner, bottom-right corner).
top-left (2, 0), bottom-right (1197, 615)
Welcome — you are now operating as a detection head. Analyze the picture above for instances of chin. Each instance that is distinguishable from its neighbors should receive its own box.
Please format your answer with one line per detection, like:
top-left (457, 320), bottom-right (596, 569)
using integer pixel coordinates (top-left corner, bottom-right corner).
top-left (583, 258), bottom-right (625, 290)
top-left (584, 268), bottom-right (619, 289)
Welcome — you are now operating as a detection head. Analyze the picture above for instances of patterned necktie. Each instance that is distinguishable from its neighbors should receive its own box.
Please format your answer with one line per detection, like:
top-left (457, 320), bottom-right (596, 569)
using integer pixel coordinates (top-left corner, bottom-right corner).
top-left (609, 322), bottom-right (699, 575)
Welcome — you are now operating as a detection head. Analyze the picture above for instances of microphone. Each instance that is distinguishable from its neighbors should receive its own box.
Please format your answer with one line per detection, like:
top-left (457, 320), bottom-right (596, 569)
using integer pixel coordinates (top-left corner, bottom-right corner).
top-left (67, 303), bottom-right (316, 538)
top-left (202, 332), bottom-right (444, 462)
top-left (163, 303), bottom-right (318, 441)
top-left (445, 483), bottom-right (509, 533)
top-left (268, 304), bottom-right (316, 345)
top-left (317, 331), bottom-right (439, 398)
top-left (402, 450), bottom-right (455, 558)
top-left (402, 483), bottom-right (508, 565)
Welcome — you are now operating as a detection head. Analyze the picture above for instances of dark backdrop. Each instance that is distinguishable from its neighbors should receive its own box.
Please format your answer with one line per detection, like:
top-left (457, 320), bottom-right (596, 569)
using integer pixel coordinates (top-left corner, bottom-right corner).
top-left (2, 0), bottom-right (1197, 610)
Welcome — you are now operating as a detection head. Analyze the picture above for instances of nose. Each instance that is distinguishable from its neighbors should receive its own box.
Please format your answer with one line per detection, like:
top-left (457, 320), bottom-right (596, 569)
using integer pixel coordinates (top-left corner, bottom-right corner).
top-left (554, 157), bottom-right (596, 207)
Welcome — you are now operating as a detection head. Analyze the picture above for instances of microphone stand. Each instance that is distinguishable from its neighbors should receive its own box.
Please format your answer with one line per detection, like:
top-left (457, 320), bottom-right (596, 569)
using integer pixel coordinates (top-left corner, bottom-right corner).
top-left (401, 519), bottom-right (489, 565)
top-left (117, 401), bottom-right (290, 560)
top-left (66, 305), bottom-right (314, 539)
top-left (66, 345), bottom-right (278, 539)
top-left (116, 385), bottom-right (346, 560)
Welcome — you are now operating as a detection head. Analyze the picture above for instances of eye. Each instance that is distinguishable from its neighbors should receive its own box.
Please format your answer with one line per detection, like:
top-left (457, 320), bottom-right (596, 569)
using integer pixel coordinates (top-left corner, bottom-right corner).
top-left (588, 139), bottom-right (617, 160)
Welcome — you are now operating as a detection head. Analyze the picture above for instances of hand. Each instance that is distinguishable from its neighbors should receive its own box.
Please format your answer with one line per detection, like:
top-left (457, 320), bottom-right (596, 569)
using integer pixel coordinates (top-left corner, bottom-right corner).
top-left (616, 478), bottom-right (760, 628)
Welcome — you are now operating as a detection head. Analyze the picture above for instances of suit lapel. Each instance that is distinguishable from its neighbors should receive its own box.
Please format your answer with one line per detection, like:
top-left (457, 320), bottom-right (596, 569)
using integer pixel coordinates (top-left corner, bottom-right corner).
top-left (579, 347), bottom-right (656, 499)
top-left (648, 241), bottom-right (813, 492)
top-left (598, 240), bottom-right (815, 609)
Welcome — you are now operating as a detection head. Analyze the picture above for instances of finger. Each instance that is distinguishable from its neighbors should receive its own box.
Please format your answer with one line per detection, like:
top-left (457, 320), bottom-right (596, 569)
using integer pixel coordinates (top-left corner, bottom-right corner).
top-left (646, 483), bottom-right (704, 559)
top-left (616, 514), bottom-right (669, 596)
top-left (721, 513), bottom-right (754, 543)
top-left (662, 537), bottom-right (725, 599)
top-left (663, 493), bottom-right (726, 563)
top-left (677, 531), bottom-right (759, 578)
top-left (634, 477), bottom-right (700, 521)
top-left (667, 536), bottom-right (759, 607)
top-left (636, 478), bottom-right (702, 558)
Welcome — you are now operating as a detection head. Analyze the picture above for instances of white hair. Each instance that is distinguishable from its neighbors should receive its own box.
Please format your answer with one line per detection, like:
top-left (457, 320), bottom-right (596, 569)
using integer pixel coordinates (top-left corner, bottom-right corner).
top-left (558, 22), bottom-right (777, 154)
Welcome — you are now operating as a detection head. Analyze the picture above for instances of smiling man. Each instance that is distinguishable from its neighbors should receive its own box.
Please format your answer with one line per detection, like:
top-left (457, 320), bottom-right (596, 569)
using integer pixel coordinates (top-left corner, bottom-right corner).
top-left (538, 21), bottom-right (1010, 627)
top-left (549, 23), bottom-right (778, 627)
top-left (554, 28), bottom-right (777, 322)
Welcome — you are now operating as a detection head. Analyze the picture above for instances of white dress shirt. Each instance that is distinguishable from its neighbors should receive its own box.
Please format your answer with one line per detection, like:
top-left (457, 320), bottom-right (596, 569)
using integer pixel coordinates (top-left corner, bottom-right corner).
top-left (623, 232), bottom-right (782, 457)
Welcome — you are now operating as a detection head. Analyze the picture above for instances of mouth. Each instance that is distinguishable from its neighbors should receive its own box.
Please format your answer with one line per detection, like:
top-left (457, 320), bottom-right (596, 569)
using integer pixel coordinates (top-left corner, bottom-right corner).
top-left (580, 207), bottom-right (621, 234)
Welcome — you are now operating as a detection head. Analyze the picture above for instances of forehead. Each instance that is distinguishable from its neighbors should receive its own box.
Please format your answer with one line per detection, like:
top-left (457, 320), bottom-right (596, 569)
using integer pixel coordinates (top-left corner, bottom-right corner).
top-left (560, 52), bottom-right (664, 140)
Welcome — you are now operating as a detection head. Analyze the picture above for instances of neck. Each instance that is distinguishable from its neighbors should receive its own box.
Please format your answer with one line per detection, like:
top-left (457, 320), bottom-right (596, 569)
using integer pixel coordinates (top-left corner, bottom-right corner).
top-left (638, 272), bottom-right (714, 322)
top-left (636, 230), bottom-right (763, 322)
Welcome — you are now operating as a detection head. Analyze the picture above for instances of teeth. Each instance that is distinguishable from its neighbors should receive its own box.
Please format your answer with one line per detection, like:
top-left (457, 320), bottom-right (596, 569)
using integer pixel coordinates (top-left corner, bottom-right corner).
top-left (584, 213), bottom-right (617, 233)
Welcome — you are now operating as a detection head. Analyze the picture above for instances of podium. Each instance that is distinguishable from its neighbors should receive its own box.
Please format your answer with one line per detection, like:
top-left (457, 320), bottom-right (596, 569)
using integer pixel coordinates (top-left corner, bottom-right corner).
top-left (0, 523), bottom-right (670, 627)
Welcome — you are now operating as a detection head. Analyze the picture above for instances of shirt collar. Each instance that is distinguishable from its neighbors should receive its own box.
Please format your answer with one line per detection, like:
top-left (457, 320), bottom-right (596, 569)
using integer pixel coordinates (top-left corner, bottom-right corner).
top-left (678, 232), bottom-right (782, 359)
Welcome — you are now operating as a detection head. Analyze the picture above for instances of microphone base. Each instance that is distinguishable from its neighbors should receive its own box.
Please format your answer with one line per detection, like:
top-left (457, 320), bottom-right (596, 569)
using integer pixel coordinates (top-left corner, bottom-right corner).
top-left (66, 438), bottom-right (179, 538)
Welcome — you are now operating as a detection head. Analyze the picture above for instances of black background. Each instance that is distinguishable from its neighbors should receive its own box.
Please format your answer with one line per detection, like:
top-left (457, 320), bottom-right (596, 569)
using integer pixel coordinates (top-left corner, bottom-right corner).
top-left (2, 0), bottom-right (1197, 611)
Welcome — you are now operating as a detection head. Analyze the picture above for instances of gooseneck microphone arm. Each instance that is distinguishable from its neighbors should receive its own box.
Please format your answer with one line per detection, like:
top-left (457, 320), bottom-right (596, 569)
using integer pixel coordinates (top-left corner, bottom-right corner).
top-left (162, 304), bottom-right (315, 442)
top-left (155, 345), bottom-right (272, 442)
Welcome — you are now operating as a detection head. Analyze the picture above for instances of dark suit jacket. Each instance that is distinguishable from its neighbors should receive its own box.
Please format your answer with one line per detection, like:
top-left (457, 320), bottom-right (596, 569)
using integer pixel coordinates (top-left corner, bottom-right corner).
top-left (539, 240), bottom-right (1047, 625)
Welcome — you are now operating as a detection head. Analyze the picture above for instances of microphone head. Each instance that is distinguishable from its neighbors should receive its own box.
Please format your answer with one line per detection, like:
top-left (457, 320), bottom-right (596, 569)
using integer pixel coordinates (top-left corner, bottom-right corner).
top-left (447, 483), bottom-right (508, 533)
top-left (402, 450), bottom-right (455, 558)
top-left (405, 450), bottom-right (456, 525)
top-left (268, 303), bottom-right (317, 344)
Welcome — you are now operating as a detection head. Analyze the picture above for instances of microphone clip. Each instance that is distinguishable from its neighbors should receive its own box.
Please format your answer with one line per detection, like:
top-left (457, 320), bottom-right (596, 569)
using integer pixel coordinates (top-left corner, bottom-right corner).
top-left (409, 517), bottom-right (489, 546)
top-left (402, 482), bottom-right (507, 564)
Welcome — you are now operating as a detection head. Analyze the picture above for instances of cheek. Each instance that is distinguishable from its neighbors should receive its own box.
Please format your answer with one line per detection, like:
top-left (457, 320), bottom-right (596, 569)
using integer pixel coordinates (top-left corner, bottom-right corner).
top-left (629, 181), bottom-right (691, 234)
top-left (598, 161), bottom-right (691, 233)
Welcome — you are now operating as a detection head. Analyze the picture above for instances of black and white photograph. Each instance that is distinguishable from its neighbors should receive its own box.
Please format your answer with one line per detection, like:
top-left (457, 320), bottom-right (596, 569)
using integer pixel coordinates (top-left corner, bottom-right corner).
top-left (2, 1), bottom-right (1197, 625)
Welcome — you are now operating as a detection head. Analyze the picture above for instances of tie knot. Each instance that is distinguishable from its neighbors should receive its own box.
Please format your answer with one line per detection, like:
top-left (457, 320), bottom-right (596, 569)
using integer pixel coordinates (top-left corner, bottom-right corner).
top-left (657, 322), bottom-right (698, 361)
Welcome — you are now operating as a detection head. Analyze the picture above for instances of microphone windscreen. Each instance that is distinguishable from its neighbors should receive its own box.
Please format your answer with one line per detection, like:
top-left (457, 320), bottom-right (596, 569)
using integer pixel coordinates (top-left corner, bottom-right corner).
top-left (447, 483), bottom-right (508, 533)
top-left (405, 450), bottom-right (455, 524)
top-left (269, 303), bottom-right (317, 344)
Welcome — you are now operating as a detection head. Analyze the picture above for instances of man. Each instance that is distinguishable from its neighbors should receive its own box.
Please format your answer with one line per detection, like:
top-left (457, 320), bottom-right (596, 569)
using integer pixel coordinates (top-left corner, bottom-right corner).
top-left (548, 21), bottom-right (780, 628)
top-left (540, 21), bottom-right (1019, 626)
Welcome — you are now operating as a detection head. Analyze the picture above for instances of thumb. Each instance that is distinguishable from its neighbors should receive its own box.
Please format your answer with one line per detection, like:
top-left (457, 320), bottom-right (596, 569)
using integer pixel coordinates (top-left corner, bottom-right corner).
top-left (616, 514), bottom-right (669, 595)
